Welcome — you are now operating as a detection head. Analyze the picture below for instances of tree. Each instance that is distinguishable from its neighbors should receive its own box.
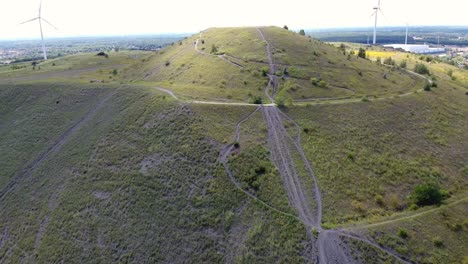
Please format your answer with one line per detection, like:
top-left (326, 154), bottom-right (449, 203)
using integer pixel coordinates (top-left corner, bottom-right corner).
top-left (357, 48), bottom-right (366, 59)
top-left (299, 29), bottom-right (305, 36)
top-left (283, 25), bottom-right (289, 30)
top-left (411, 183), bottom-right (443, 206)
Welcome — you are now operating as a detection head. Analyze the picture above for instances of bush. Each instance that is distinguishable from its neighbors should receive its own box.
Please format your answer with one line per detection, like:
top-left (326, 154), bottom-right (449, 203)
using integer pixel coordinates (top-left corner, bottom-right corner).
top-left (414, 63), bottom-right (430, 75)
top-left (398, 228), bottom-right (409, 239)
top-left (283, 25), bottom-right (289, 30)
top-left (447, 69), bottom-right (453, 77)
top-left (261, 67), bottom-right (269, 76)
top-left (357, 48), bottom-right (366, 59)
top-left (411, 183), bottom-right (443, 206)
top-left (376, 57), bottom-right (381, 65)
top-left (433, 237), bottom-right (444, 248)
top-left (299, 29), bottom-right (305, 36)
top-left (275, 96), bottom-right (285, 107)
top-left (318, 80), bottom-right (328, 88)
top-left (210, 44), bottom-right (218, 54)
top-left (251, 96), bottom-right (262, 104)
top-left (424, 82), bottom-right (432, 91)
top-left (383, 57), bottom-right (395, 66)
top-left (165, 61), bottom-right (170, 66)
top-left (310, 77), bottom-right (319, 86)
top-left (399, 60), bottom-right (407, 69)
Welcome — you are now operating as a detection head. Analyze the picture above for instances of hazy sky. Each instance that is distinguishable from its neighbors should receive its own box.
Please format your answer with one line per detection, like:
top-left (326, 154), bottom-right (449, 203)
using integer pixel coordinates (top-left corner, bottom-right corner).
top-left (1, 0), bottom-right (467, 40)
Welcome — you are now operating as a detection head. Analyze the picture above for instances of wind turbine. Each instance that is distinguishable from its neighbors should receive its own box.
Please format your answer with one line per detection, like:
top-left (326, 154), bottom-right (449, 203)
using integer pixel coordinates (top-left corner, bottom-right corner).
top-left (371, 0), bottom-right (382, 45)
top-left (20, 0), bottom-right (58, 60)
top-left (405, 23), bottom-right (409, 46)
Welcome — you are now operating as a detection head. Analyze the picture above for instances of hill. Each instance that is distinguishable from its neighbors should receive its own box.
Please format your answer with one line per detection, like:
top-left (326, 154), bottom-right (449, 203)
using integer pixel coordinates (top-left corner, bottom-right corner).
top-left (0, 26), bottom-right (466, 263)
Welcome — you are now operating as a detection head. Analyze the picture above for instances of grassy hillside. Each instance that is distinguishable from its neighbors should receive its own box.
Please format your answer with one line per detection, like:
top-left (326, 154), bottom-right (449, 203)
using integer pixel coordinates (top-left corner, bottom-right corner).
top-left (0, 26), bottom-right (466, 263)
top-left (120, 27), bottom-right (425, 103)
top-left (0, 83), bottom-right (311, 262)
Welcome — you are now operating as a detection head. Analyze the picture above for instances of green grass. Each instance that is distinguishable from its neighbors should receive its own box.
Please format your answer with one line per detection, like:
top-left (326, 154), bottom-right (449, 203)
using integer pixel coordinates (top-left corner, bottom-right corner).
top-left (286, 80), bottom-right (467, 225)
top-left (0, 84), bottom-right (308, 262)
top-left (0, 26), bottom-right (466, 262)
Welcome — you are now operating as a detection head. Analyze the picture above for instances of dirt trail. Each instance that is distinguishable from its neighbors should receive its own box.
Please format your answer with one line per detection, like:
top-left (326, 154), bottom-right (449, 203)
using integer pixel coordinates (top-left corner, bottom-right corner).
top-left (194, 33), bottom-right (245, 69)
top-left (144, 44), bottom-right (193, 80)
top-left (262, 107), bottom-right (319, 227)
top-left (218, 107), bottom-right (301, 221)
top-left (0, 90), bottom-right (116, 203)
top-left (256, 27), bottom-right (414, 264)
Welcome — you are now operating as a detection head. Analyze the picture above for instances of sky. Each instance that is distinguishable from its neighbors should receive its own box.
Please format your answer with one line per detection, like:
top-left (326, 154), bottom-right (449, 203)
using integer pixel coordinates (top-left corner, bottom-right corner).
top-left (0, 0), bottom-right (467, 40)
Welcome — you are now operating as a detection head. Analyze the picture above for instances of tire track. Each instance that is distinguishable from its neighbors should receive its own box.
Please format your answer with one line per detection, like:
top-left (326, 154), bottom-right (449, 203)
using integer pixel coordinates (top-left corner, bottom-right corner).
top-left (218, 107), bottom-right (301, 221)
top-left (0, 89), bottom-right (116, 203)
top-left (256, 27), bottom-right (409, 264)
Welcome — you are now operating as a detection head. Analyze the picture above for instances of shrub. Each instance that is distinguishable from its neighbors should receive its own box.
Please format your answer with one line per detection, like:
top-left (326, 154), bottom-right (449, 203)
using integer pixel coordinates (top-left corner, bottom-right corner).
top-left (447, 69), bottom-right (453, 77)
top-left (357, 48), bottom-right (366, 59)
top-left (251, 96), bottom-right (262, 104)
top-left (376, 57), bottom-right (381, 65)
top-left (261, 67), bottom-right (269, 76)
top-left (424, 82), bottom-right (432, 91)
top-left (398, 228), bottom-right (409, 239)
top-left (283, 25), bottom-right (289, 30)
top-left (431, 82), bottom-right (438, 88)
top-left (383, 57), bottom-right (395, 66)
top-left (310, 77), bottom-right (319, 86)
top-left (414, 63), bottom-right (430, 75)
top-left (275, 96), bottom-right (285, 107)
top-left (318, 80), bottom-right (328, 88)
top-left (399, 60), bottom-right (407, 69)
top-left (299, 29), bottom-right (305, 36)
top-left (433, 237), bottom-right (444, 248)
top-left (411, 183), bottom-right (443, 206)
top-left (210, 44), bottom-right (218, 54)
top-left (112, 69), bottom-right (118, 76)
top-left (375, 195), bottom-right (385, 206)
top-left (165, 61), bottom-right (170, 66)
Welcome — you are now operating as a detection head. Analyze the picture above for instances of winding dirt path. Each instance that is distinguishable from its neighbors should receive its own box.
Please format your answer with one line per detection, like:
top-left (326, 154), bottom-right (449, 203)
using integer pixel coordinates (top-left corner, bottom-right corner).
top-left (218, 107), bottom-right (302, 221)
top-left (194, 33), bottom-right (245, 69)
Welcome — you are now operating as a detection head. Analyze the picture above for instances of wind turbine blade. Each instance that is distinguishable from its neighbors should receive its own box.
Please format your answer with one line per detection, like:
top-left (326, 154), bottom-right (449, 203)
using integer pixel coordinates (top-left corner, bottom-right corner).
top-left (19, 17), bottom-right (39, 24)
top-left (41, 18), bottom-right (59, 31)
top-left (39, 0), bottom-right (42, 17)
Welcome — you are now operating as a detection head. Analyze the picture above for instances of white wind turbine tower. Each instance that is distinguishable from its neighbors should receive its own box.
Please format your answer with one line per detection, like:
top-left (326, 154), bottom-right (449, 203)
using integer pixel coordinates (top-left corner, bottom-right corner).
top-left (371, 0), bottom-right (383, 45)
top-left (405, 22), bottom-right (409, 46)
top-left (20, 0), bottom-right (58, 60)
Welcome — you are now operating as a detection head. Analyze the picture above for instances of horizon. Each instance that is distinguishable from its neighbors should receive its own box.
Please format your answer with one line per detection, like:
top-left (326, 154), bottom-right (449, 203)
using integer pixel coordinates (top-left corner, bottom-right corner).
top-left (1, 25), bottom-right (467, 42)
top-left (1, 0), bottom-right (467, 40)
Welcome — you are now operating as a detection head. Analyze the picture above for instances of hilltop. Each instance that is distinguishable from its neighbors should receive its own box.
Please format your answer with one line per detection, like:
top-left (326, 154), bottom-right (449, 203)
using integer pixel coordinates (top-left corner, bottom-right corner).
top-left (0, 26), bottom-right (467, 263)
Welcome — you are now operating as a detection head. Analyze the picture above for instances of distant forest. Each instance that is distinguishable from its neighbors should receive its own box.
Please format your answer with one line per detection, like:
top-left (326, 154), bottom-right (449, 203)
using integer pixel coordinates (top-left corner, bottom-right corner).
top-left (308, 26), bottom-right (468, 45)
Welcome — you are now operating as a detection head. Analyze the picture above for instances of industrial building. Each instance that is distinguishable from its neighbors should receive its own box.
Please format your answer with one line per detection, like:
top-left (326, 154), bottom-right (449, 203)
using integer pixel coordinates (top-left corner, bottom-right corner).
top-left (383, 44), bottom-right (445, 54)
